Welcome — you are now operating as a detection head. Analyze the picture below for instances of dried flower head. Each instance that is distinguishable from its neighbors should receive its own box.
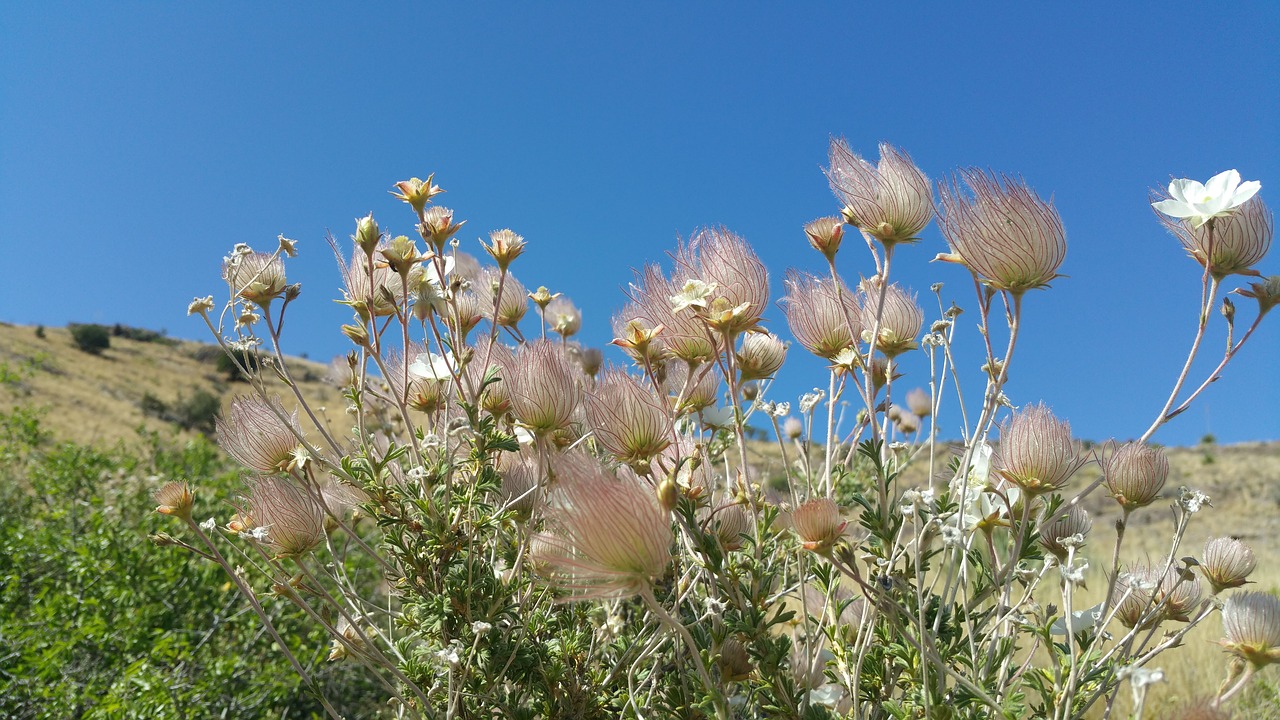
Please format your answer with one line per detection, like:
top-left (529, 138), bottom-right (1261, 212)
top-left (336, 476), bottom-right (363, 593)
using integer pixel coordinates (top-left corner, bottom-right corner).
top-left (792, 498), bottom-right (848, 553)
top-left (993, 403), bottom-right (1083, 496)
top-left (510, 340), bottom-right (582, 434)
top-left (937, 169), bottom-right (1067, 294)
top-left (1103, 441), bottom-right (1168, 512)
top-left (718, 638), bottom-right (753, 682)
top-left (804, 216), bottom-right (845, 262)
top-left (544, 296), bottom-right (582, 339)
top-left (827, 140), bottom-right (933, 245)
top-left (779, 271), bottom-right (860, 360)
top-left (1158, 195), bottom-right (1272, 279)
top-left (154, 481), bottom-right (194, 521)
top-left (1234, 274), bottom-right (1280, 315)
top-left (893, 410), bottom-right (921, 435)
top-left (478, 267), bottom-right (529, 328)
top-left (621, 265), bottom-right (713, 363)
top-left (1202, 537), bottom-right (1257, 593)
top-left (1160, 568), bottom-right (1204, 623)
top-left (240, 476), bottom-right (326, 557)
top-left (469, 338), bottom-right (516, 418)
top-left (340, 246), bottom-right (415, 317)
top-left (585, 368), bottom-right (672, 467)
top-left (858, 279), bottom-right (923, 357)
top-left (1038, 504), bottom-right (1092, 562)
top-left (1221, 591), bottom-right (1280, 668)
top-left (216, 396), bottom-right (306, 474)
top-left (676, 228), bottom-right (770, 335)
top-left (1114, 565), bottom-right (1162, 629)
top-left (709, 504), bottom-right (750, 552)
top-left (575, 346), bottom-right (603, 378)
top-left (736, 332), bottom-right (787, 381)
top-left (223, 251), bottom-right (287, 307)
top-left (531, 461), bottom-right (672, 600)
top-left (664, 360), bottom-right (720, 415)
top-left (905, 387), bottom-right (932, 418)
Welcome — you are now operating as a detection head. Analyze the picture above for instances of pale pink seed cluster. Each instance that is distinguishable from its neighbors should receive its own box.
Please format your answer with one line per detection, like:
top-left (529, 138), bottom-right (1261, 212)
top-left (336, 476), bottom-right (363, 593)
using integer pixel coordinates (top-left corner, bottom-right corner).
top-left (736, 333), bottom-right (787, 381)
top-left (1202, 537), bottom-right (1257, 593)
top-left (544, 296), bottom-right (582, 339)
top-left (619, 264), bottom-right (715, 363)
top-left (993, 403), bottom-right (1083, 496)
top-left (510, 341), bottom-right (582, 435)
top-left (1222, 591), bottom-right (1280, 667)
top-left (1158, 194), bottom-right (1273, 279)
top-left (826, 140), bottom-right (933, 245)
top-left (804, 216), bottom-right (845, 261)
top-left (937, 169), bottom-right (1067, 294)
top-left (479, 267), bottom-right (529, 328)
top-left (242, 476), bottom-right (326, 557)
top-left (153, 481), bottom-right (195, 521)
top-left (779, 270), bottom-right (860, 360)
top-left (857, 279), bottom-right (923, 357)
top-left (584, 368), bottom-right (672, 466)
top-left (1104, 441), bottom-right (1168, 511)
top-left (792, 498), bottom-right (847, 553)
top-left (340, 246), bottom-right (414, 317)
top-left (904, 387), bottom-right (931, 418)
top-left (531, 460), bottom-right (672, 600)
top-left (1038, 504), bottom-right (1092, 562)
top-left (223, 251), bottom-right (287, 306)
top-left (675, 227), bottom-right (770, 334)
top-left (216, 395), bottom-right (305, 474)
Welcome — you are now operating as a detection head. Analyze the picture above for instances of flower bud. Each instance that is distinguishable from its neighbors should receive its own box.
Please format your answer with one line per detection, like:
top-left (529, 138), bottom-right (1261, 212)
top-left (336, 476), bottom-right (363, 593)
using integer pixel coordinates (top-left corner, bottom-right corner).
top-left (354, 214), bottom-right (381, 255)
top-left (154, 481), bottom-right (194, 521)
top-left (420, 206), bottom-right (464, 249)
top-left (391, 175), bottom-right (443, 213)
top-left (482, 229), bottom-right (527, 270)
top-left (804, 216), bottom-right (844, 262)
top-left (1234, 274), bottom-right (1280, 315)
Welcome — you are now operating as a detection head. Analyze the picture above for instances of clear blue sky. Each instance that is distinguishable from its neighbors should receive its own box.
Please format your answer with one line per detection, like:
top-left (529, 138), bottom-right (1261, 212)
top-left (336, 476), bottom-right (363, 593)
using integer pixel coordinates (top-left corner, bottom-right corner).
top-left (3, 3), bottom-right (1277, 447)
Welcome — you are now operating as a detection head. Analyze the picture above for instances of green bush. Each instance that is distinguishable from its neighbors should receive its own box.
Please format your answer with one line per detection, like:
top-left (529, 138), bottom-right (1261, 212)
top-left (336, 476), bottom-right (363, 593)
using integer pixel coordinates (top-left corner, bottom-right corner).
top-left (69, 323), bottom-right (111, 355)
top-left (0, 410), bottom-right (384, 719)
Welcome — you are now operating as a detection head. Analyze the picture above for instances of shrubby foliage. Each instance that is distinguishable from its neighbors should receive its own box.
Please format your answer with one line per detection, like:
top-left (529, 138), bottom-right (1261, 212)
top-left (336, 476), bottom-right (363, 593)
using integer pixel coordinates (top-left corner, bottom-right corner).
top-left (161, 155), bottom-right (1278, 719)
top-left (0, 409), bottom-right (383, 719)
top-left (70, 322), bottom-right (111, 354)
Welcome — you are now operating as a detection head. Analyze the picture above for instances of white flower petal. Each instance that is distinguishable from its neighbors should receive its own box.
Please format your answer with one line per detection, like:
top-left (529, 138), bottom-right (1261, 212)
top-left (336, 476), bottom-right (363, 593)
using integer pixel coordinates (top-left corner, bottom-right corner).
top-left (1204, 169), bottom-right (1240, 200)
top-left (1231, 180), bottom-right (1262, 206)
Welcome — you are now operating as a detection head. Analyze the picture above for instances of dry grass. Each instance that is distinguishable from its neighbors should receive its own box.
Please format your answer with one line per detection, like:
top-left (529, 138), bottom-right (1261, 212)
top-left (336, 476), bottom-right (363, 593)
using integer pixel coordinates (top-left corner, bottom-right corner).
top-left (0, 322), bottom-right (346, 449)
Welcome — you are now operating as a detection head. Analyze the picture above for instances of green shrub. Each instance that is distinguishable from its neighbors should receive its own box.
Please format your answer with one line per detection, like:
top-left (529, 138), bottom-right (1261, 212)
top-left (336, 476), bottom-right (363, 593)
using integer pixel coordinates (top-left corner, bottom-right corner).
top-left (69, 323), bottom-right (111, 355)
top-left (0, 410), bottom-right (383, 719)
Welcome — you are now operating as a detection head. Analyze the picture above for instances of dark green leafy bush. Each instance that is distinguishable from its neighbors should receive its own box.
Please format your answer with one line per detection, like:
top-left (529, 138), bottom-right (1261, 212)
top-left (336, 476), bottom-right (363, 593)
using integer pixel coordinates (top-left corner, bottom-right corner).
top-left (69, 323), bottom-right (111, 355)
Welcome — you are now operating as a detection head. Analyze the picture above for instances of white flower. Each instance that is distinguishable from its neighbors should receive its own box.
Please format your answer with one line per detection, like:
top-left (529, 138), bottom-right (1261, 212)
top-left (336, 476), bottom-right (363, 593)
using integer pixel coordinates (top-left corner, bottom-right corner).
top-left (670, 279), bottom-right (717, 313)
top-left (200, 517), bottom-right (217, 532)
top-left (513, 426), bottom-right (535, 445)
top-left (1179, 487), bottom-right (1212, 513)
top-left (799, 389), bottom-right (826, 414)
top-left (471, 621), bottom-right (492, 635)
top-left (435, 646), bottom-right (460, 666)
top-left (408, 352), bottom-right (453, 381)
top-left (248, 526), bottom-right (270, 542)
top-left (1153, 170), bottom-right (1261, 228)
top-left (1050, 602), bottom-right (1104, 636)
top-left (1060, 559), bottom-right (1089, 587)
top-left (700, 405), bottom-right (735, 428)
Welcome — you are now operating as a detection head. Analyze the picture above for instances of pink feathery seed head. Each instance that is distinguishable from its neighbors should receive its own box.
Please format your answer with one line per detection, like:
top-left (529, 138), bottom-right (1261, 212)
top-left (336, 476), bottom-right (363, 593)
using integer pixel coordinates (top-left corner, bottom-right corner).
top-left (1202, 537), bottom-right (1257, 593)
top-left (339, 244), bottom-right (411, 317)
top-left (783, 416), bottom-right (804, 440)
top-left (544, 296), bottom-right (582, 339)
top-left (1038, 503), bottom-right (1092, 562)
top-left (677, 227), bottom-right (770, 335)
top-left (1160, 567), bottom-right (1203, 623)
top-left (1103, 441), bottom-right (1168, 512)
top-left (387, 344), bottom-right (447, 414)
top-left (585, 367), bottom-right (672, 466)
top-left (663, 359), bottom-right (720, 415)
top-left (468, 337), bottom-right (516, 417)
top-left (779, 270), bottom-right (860, 360)
top-left (736, 332), bottom-right (787, 381)
top-left (1114, 564), bottom-right (1163, 629)
top-left (1158, 194), bottom-right (1273, 280)
top-left (709, 504), bottom-right (750, 551)
top-left (479, 267), bottom-right (529, 328)
top-left (993, 403), bottom-right (1083, 496)
top-left (223, 251), bottom-right (287, 307)
top-left (804, 216), bottom-right (845, 262)
top-left (791, 498), bottom-right (848, 553)
top-left (1222, 591), bottom-right (1280, 668)
top-left (937, 169), bottom-right (1067, 294)
top-left (498, 448), bottom-right (543, 522)
top-left (858, 278), bottom-right (923, 357)
top-left (216, 395), bottom-right (306, 474)
top-left (626, 264), bottom-right (714, 363)
top-left (531, 459), bottom-right (673, 601)
top-left (893, 410), bottom-right (921, 435)
top-left (510, 340), bottom-right (582, 434)
top-left (905, 387), bottom-right (931, 418)
top-left (241, 476), bottom-right (326, 557)
top-left (827, 140), bottom-right (933, 246)
top-left (448, 289), bottom-right (485, 337)
top-left (574, 345), bottom-right (603, 378)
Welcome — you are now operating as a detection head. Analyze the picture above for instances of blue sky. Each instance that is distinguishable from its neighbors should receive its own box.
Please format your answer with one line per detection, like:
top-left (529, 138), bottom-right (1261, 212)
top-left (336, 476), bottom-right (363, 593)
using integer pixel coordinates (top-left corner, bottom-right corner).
top-left (2, 3), bottom-right (1277, 446)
